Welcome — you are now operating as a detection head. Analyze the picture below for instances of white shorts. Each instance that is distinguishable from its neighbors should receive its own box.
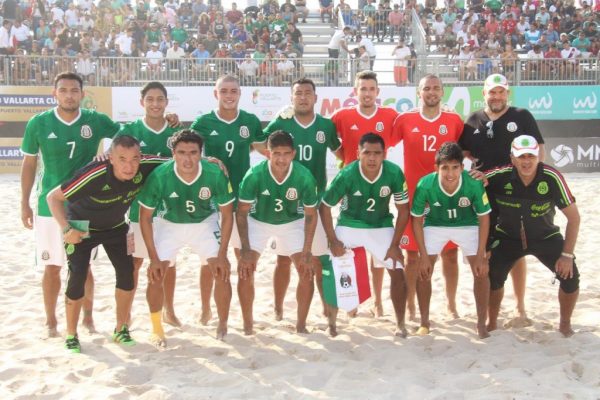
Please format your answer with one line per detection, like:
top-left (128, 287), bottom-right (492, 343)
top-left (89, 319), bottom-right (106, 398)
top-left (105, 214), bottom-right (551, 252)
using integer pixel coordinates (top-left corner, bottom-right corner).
top-left (130, 221), bottom-right (151, 259)
top-left (267, 218), bottom-right (328, 257)
top-left (154, 215), bottom-right (221, 266)
top-left (336, 226), bottom-right (402, 270)
top-left (34, 215), bottom-right (65, 267)
top-left (229, 217), bottom-right (241, 249)
top-left (424, 226), bottom-right (480, 256)
top-left (238, 217), bottom-right (306, 257)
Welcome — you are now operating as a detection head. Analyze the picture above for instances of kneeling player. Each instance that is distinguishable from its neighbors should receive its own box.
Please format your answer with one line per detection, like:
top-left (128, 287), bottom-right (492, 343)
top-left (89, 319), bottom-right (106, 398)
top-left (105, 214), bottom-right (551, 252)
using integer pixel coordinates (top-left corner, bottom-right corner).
top-left (411, 142), bottom-right (491, 339)
top-left (320, 133), bottom-right (410, 337)
top-left (137, 130), bottom-right (234, 346)
top-left (236, 130), bottom-right (318, 335)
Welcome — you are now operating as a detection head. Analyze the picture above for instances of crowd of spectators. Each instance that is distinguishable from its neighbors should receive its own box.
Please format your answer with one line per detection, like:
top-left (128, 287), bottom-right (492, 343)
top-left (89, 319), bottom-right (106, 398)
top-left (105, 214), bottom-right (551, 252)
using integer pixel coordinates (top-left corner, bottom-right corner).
top-left (0, 0), bottom-right (310, 85)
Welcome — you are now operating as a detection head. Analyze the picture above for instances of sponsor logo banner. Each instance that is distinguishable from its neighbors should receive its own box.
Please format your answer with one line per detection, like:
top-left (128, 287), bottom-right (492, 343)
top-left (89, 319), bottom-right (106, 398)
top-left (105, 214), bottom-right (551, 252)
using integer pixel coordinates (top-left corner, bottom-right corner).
top-left (0, 138), bottom-right (25, 173)
top-left (514, 86), bottom-right (600, 120)
top-left (546, 137), bottom-right (600, 172)
top-left (0, 87), bottom-right (112, 122)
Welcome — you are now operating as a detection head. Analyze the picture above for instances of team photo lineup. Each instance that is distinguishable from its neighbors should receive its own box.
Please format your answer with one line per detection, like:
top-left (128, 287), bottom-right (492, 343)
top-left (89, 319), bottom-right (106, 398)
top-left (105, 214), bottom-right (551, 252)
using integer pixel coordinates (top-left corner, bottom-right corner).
top-left (20, 69), bottom-right (581, 354)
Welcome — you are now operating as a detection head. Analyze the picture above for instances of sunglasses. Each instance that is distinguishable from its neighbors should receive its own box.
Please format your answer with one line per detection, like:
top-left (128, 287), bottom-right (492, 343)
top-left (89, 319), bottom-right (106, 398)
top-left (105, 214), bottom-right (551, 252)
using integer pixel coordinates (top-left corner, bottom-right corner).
top-left (486, 121), bottom-right (494, 139)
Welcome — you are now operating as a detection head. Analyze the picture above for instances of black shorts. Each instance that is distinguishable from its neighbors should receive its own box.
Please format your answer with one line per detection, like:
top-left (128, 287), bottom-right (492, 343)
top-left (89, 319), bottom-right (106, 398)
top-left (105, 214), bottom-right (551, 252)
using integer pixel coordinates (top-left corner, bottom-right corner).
top-left (65, 224), bottom-right (134, 300)
top-left (488, 235), bottom-right (580, 293)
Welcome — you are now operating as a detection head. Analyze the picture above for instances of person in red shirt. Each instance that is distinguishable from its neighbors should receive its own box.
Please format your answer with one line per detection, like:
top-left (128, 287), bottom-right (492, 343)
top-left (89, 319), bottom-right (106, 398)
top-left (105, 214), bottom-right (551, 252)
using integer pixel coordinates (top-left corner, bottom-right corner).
top-left (391, 74), bottom-right (464, 322)
top-left (485, 14), bottom-right (500, 35)
top-left (331, 70), bottom-right (399, 316)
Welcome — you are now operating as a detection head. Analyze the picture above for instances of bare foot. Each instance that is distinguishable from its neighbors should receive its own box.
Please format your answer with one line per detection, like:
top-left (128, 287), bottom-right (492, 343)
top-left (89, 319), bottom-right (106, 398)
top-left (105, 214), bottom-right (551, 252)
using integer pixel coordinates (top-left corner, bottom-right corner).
top-left (477, 324), bottom-right (490, 339)
top-left (163, 311), bottom-right (182, 327)
top-left (487, 320), bottom-right (498, 332)
top-left (347, 308), bottom-right (358, 318)
top-left (216, 324), bottom-right (227, 341)
top-left (328, 324), bottom-right (338, 337)
top-left (370, 303), bottom-right (384, 318)
top-left (504, 316), bottom-right (533, 329)
top-left (199, 309), bottom-right (212, 326)
top-left (243, 322), bottom-right (254, 336)
top-left (559, 322), bottom-right (574, 338)
top-left (407, 303), bottom-right (417, 322)
top-left (150, 334), bottom-right (167, 350)
top-left (447, 306), bottom-right (460, 319)
top-left (296, 325), bottom-right (309, 334)
top-left (394, 326), bottom-right (408, 338)
top-left (274, 307), bottom-right (283, 321)
top-left (46, 326), bottom-right (59, 338)
top-left (416, 326), bottom-right (430, 336)
top-left (82, 319), bottom-right (97, 334)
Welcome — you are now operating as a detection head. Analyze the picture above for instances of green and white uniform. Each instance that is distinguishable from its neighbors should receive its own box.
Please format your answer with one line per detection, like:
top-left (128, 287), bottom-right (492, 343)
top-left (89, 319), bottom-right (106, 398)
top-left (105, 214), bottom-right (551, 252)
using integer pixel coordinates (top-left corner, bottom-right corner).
top-left (322, 160), bottom-right (409, 269)
top-left (410, 170), bottom-right (491, 256)
top-left (20, 107), bottom-right (120, 267)
top-left (116, 118), bottom-right (180, 258)
top-left (263, 114), bottom-right (340, 255)
top-left (190, 110), bottom-right (266, 199)
top-left (264, 115), bottom-right (340, 194)
top-left (137, 159), bottom-right (234, 264)
top-left (236, 160), bottom-right (318, 256)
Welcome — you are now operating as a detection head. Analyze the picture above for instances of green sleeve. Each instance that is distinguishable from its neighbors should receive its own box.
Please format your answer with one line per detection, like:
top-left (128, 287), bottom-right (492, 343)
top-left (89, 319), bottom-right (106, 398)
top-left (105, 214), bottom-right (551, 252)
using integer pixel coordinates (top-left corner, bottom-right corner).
top-left (137, 172), bottom-right (162, 210)
top-left (410, 181), bottom-right (427, 217)
top-left (214, 171), bottom-right (235, 206)
top-left (263, 118), bottom-right (280, 136)
top-left (325, 120), bottom-right (341, 151)
top-left (392, 168), bottom-right (409, 204)
top-left (21, 117), bottom-right (39, 155)
top-left (321, 170), bottom-right (345, 207)
top-left (302, 172), bottom-right (318, 207)
top-left (189, 116), bottom-right (204, 136)
top-left (99, 112), bottom-right (121, 138)
top-left (252, 115), bottom-right (268, 143)
top-left (472, 180), bottom-right (492, 215)
top-left (237, 169), bottom-right (257, 203)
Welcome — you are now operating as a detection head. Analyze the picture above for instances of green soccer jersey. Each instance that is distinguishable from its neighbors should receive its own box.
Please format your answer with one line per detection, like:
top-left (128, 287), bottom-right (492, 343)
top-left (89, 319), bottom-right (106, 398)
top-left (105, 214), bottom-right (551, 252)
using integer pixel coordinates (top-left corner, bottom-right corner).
top-left (137, 159), bottom-right (234, 224)
top-left (190, 109), bottom-right (266, 199)
top-left (21, 108), bottom-right (121, 216)
top-left (322, 160), bottom-right (409, 229)
top-left (117, 118), bottom-right (179, 222)
top-left (264, 115), bottom-right (340, 194)
top-left (238, 160), bottom-right (318, 225)
top-left (411, 170), bottom-right (491, 227)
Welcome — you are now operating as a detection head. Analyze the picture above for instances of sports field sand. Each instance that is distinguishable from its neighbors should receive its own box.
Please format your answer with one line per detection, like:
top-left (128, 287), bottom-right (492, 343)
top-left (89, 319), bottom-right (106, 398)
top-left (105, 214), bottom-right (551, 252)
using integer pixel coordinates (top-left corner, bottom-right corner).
top-left (0, 172), bottom-right (599, 399)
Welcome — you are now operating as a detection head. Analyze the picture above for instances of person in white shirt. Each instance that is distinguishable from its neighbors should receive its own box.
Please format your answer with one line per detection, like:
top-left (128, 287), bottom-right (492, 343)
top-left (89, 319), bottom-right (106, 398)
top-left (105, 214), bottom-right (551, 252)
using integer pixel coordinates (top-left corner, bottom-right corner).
top-left (166, 41), bottom-right (186, 73)
top-left (525, 44), bottom-right (544, 78)
top-left (560, 41), bottom-right (581, 78)
top-left (115, 28), bottom-right (134, 56)
top-left (432, 14), bottom-right (447, 49)
top-left (355, 33), bottom-right (376, 69)
top-left (77, 0), bottom-right (94, 11)
top-left (392, 39), bottom-right (411, 86)
top-left (327, 26), bottom-right (351, 58)
top-left (452, 18), bottom-right (463, 34)
top-left (356, 45), bottom-right (370, 72)
top-left (10, 20), bottom-right (31, 51)
top-left (0, 20), bottom-right (12, 55)
top-left (146, 42), bottom-right (163, 76)
top-left (276, 53), bottom-right (295, 84)
top-left (51, 5), bottom-right (65, 23)
top-left (79, 12), bottom-right (95, 31)
top-left (76, 50), bottom-right (95, 84)
top-left (65, 4), bottom-right (80, 28)
top-left (238, 54), bottom-right (259, 85)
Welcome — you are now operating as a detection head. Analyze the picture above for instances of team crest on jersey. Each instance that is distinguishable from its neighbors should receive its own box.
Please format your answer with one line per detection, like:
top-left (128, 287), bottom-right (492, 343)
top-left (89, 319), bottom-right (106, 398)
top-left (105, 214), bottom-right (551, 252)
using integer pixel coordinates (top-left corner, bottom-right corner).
top-left (239, 126), bottom-right (250, 138)
top-left (506, 122), bottom-right (518, 132)
top-left (379, 186), bottom-right (391, 197)
top-left (375, 122), bottom-right (384, 132)
top-left (458, 197), bottom-right (471, 207)
top-left (286, 188), bottom-right (298, 200)
top-left (41, 250), bottom-right (50, 261)
top-left (537, 181), bottom-right (549, 195)
top-left (400, 235), bottom-right (409, 246)
top-left (133, 172), bottom-right (143, 184)
top-left (439, 125), bottom-right (448, 135)
top-left (80, 125), bottom-right (93, 139)
top-left (199, 187), bottom-right (211, 200)
top-left (166, 137), bottom-right (174, 149)
top-left (316, 131), bottom-right (326, 144)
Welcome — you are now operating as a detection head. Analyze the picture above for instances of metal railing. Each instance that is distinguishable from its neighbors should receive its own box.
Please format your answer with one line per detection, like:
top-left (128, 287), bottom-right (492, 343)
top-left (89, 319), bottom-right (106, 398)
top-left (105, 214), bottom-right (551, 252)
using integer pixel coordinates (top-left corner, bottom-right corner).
top-left (411, 8), bottom-right (427, 55)
top-left (0, 55), bottom-right (598, 87)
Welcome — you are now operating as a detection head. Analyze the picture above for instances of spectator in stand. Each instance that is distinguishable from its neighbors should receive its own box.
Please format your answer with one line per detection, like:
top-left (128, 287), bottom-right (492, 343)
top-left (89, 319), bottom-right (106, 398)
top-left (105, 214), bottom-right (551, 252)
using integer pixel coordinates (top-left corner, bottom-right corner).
top-left (231, 41), bottom-right (246, 61)
top-left (190, 41), bottom-right (212, 79)
top-left (11, 20), bottom-right (32, 51)
top-left (178, 1), bottom-right (194, 26)
top-left (198, 13), bottom-right (212, 37)
top-left (166, 40), bottom-right (186, 73)
top-left (535, 5), bottom-right (551, 28)
top-left (213, 12), bottom-right (229, 41)
top-left (285, 22), bottom-right (303, 53)
top-left (276, 52), bottom-right (295, 84)
top-left (253, 42), bottom-right (267, 63)
top-left (13, 48), bottom-right (31, 84)
top-left (572, 31), bottom-right (591, 52)
top-left (457, 43), bottom-right (475, 80)
top-left (561, 40), bottom-right (581, 78)
top-left (501, 43), bottom-right (518, 81)
top-left (146, 42), bottom-right (164, 77)
top-left (516, 14), bottom-right (530, 45)
top-left (443, 5), bottom-right (458, 25)
top-left (392, 39), bottom-right (411, 85)
top-left (328, 26), bottom-right (351, 58)
top-left (171, 21), bottom-right (189, 45)
top-left (282, 4), bottom-right (297, 23)
top-left (543, 42), bottom-right (562, 78)
top-left (214, 42), bottom-right (234, 75)
top-left (192, 0), bottom-right (209, 25)
top-left (355, 33), bottom-right (376, 69)
top-left (524, 22), bottom-right (541, 50)
top-left (203, 31), bottom-right (220, 55)
top-left (226, 2), bottom-right (244, 30)
top-left (115, 27), bottom-right (134, 55)
top-left (260, 51), bottom-right (278, 84)
top-left (544, 23), bottom-right (560, 44)
top-left (485, 14), bottom-right (500, 36)
top-left (76, 50), bottom-right (95, 84)
top-left (80, 12), bottom-right (95, 32)
top-left (271, 24), bottom-right (285, 47)
top-left (238, 53), bottom-right (259, 85)
top-left (51, 3), bottom-right (65, 24)
top-left (388, 4), bottom-right (405, 42)
top-left (374, 6), bottom-right (387, 42)
top-left (356, 45), bottom-right (371, 72)
top-left (320, 0), bottom-right (334, 23)
top-left (525, 43), bottom-right (544, 78)
top-left (294, 0), bottom-right (309, 23)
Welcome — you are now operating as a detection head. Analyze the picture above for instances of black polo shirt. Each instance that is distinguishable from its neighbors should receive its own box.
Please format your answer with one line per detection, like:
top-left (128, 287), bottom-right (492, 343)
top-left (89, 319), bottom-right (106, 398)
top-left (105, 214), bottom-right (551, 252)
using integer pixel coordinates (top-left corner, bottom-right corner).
top-left (459, 107), bottom-right (544, 171)
top-left (485, 162), bottom-right (576, 242)
top-left (60, 155), bottom-right (166, 231)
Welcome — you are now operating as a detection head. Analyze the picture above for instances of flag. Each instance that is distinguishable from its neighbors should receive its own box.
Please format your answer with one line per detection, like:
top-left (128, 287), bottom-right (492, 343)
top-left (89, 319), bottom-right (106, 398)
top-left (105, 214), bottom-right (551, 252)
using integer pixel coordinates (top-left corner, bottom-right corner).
top-left (320, 247), bottom-right (370, 312)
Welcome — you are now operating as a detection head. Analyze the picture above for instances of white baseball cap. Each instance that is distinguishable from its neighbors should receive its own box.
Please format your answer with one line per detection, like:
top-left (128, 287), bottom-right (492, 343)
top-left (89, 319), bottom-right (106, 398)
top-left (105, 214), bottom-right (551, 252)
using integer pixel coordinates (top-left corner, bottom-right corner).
top-left (511, 135), bottom-right (539, 157)
top-left (484, 73), bottom-right (509, 91)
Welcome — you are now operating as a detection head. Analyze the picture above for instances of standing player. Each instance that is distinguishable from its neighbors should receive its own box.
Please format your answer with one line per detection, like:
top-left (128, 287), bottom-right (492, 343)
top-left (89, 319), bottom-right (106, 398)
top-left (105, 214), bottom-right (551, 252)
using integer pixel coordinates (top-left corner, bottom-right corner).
top-left (485, 136), bottom-right (579, 337)
top-left (320, 133), bottom-right (410, 337)
top-left (190, 74), bottom-right (268, 325)
top-left (391, 74), bottom-right (464, 321)
top-left (117, 81), bottom-right (182, 327)
top-left (411, 142), bottom-right (491, 338)
top-left (263, 78), bottom-right (342, 320)
top-left (459, 73), bottom-right (545, 326)
top-left (331, 71), bottom-right (399, 317)
top-left (236, 131), bottom-right (318, 335)
top-left (46, 135), bottom-right (166, 353)
top-left (20, 72), bottom-right (121, 337)
top-left (137, 131), bottom-right (234, 346)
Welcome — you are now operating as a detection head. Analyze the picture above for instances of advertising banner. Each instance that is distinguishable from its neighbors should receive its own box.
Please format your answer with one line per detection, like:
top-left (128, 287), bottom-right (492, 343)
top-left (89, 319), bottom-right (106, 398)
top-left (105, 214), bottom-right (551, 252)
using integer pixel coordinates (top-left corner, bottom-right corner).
top-left (0, 86), bottom-right (112, 122)
top-left (513, 86), bottom-right (600, 120)
top-left (545, 137), bottom-right (600, 173)
top-left (0, 138), bottom-right (26, 173)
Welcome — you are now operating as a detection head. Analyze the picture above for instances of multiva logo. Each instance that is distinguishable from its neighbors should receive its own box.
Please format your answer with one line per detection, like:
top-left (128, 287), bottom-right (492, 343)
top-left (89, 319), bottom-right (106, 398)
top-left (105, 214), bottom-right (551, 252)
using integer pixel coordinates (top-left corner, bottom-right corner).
top-left (528, 92), bottom-right (552, 114)
top-left (551, 143), bottom-right (600, 168)
top-left (572, 92), bottom-right (597, 114)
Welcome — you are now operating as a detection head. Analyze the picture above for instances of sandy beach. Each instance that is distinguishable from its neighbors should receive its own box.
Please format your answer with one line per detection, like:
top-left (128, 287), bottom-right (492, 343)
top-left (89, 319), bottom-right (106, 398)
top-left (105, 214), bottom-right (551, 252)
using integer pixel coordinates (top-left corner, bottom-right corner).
top-left (0, 172), bottom-right (599, 399)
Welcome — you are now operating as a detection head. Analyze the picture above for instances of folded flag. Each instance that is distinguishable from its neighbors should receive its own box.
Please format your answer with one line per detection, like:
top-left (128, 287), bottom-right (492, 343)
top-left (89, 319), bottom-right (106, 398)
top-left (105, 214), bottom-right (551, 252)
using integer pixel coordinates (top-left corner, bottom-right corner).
top-left (320, 247), bottom-right (371, 312)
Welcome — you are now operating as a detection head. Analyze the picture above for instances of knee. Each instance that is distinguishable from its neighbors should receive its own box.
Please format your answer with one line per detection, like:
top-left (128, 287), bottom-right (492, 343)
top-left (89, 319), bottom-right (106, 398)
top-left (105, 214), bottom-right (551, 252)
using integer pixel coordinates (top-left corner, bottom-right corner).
top-left (405, 252), bottom-right (418, 265)
top-left (45, 266), bottom-right (61, 279)
top-left (115, 265), bottom-right (134, 292)
top-left (559, 273), bottom-right (580, 294)
top-left (66, 270), bottom-right (87, 300)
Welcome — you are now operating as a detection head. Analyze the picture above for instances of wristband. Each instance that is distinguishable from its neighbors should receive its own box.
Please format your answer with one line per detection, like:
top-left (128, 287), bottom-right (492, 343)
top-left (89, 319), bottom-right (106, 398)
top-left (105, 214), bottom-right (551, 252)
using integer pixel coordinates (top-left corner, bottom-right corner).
top-left (62, 225), bottom-right (72, 234)
top-left (561, 252), bottom-right (574, 259)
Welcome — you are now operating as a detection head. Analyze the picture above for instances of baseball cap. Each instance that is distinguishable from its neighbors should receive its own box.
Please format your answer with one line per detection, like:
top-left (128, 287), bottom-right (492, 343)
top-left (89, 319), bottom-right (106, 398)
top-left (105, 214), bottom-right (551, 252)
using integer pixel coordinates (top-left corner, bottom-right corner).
top-left (151, 42), bottom-right (158, 46)
top-left (484, 73), bottom-right (509, 91)
top-left (511, 135), bottom-right (539, 157)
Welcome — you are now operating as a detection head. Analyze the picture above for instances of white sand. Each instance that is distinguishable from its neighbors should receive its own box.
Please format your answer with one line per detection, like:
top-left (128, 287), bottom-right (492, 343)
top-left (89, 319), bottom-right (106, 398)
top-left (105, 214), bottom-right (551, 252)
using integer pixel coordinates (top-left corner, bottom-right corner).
top-left (1, 172), bottom-right (599, 399)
